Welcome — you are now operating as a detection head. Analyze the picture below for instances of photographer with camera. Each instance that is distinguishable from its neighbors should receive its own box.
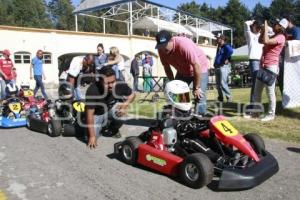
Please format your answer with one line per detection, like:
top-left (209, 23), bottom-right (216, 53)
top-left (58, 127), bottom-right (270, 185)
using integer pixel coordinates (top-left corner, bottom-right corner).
top-left (244, 20), bottom-right (263, 105)
top-left (251, 19), bottom-right (287, 121)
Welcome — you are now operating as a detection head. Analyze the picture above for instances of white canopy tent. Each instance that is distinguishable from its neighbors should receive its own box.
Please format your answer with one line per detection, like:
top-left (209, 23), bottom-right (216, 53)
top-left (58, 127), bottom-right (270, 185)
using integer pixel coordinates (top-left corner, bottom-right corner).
top-left (184, 25), bottom-right (215, 39)
top-left (133, 16), bottom-right (192, 35)
top-left (73, 0), bottom-right (233, 44)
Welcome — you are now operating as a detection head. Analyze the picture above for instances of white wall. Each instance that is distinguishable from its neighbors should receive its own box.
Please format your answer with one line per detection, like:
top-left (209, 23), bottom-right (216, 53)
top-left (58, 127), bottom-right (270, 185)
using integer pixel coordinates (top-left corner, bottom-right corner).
top-left (0, 26), bottom-right (216, 88)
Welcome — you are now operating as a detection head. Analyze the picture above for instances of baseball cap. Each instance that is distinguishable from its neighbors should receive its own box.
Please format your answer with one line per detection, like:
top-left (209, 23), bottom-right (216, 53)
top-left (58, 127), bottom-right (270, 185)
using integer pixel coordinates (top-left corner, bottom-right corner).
top-left (279, 18), bottom-right (289, 29)
top-left (3, 49), bottom-right (11, 56)
top-left (216, 33), bottom-right (226, 40)
top-left (155, 30), bottom-right (172, 49)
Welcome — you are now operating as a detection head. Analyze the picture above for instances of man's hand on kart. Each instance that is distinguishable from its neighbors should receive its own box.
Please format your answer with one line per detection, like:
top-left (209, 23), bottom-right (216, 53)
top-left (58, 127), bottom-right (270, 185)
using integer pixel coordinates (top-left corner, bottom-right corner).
top-left (193, 88), bottom-right (203, 99)
top-left (87, 136), bottom-right (97, 149)
top-left (115, 104), bottom-right (128, 117)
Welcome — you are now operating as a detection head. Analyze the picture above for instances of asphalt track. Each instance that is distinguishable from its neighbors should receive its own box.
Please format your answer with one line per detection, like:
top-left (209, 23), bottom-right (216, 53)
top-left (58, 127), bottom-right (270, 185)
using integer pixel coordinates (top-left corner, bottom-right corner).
top-left (0, 119), bottom-right (300, 200)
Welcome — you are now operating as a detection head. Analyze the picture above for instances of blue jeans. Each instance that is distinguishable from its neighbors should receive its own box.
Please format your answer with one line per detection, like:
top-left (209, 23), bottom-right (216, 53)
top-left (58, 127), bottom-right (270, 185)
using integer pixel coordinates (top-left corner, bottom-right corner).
top-left (0, 79), bottom-right (15, 99)
top-left (112, 65), bottom-right (119, 80)
top-left (254, 65), bottom-right (278, 116)
top-left (215, 65), bottom-right (231, 101)
top-left (74, 86), bottom-right (82, 100)
top-left (249, 60), bottom-right (260, 103)
top-left (132, 75), bottom-right (139, 91)
top-left (93, 106), bottom-right (123, 138)
top-left (0, 79), bottom-right (6, 100)
top-left (175, 72), bottom-right (208, 115)
top-left (34, 75), bottom-right (48, 99)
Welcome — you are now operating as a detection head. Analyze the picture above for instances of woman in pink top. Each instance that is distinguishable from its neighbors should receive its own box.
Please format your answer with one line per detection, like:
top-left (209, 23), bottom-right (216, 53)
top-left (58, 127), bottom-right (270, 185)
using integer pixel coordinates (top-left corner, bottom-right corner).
top-left (251, 20), bottom-right (286, 121)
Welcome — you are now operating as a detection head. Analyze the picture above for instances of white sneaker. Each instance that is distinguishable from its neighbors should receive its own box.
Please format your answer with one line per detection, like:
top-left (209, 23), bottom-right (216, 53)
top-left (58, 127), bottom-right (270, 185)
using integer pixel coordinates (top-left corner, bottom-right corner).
top-left (261, 115), bottom-right (275, 122)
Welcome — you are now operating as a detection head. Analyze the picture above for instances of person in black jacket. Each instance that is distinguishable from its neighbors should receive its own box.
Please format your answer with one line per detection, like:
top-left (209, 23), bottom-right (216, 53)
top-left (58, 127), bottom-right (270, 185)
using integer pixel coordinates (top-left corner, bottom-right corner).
top-left (130, 55), bottom-right (140, 92)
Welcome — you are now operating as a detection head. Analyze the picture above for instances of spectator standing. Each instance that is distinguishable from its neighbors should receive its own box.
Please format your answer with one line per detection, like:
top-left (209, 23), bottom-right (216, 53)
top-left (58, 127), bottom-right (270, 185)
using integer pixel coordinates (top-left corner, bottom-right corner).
top-left (156, 30), bottom-right (209, 115)
top-left (278, 16), bottom-right (300, 95)
top-left (66, 56), bottom-right (84, 100)
top-left (81, 54), bottom-right (95, 85)
top-left (142, 62), bottom-right (151, 92)
top-left (106, 47), bottom-right (125, 81)
top-left (244, 20), bottom-right (263, 104)
top-left (130, 55), bottom-right (139, 92)
top-left (253, 20), bottom-right (286, 121)
top-left (0, 49), bottom-right (14, 100)
top-left (94, 43), bottom-right (108, 73)
top-left (213, 34), bottom-right (233, 102)
top-left (30, 50), bottom-right (48, 99)
top-left (143, 27), bottom-right (150, 37)
top-left (285, 16), bottom-right (300, 40)
top-left (142, 53), bottom-right (154, 90)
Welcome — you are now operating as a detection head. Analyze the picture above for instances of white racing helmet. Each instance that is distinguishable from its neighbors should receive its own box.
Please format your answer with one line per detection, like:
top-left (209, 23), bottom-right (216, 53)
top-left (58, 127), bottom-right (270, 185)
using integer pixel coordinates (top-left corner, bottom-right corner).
top-left (164, 80), bottom-right (192, 111)
top-left (20, 81), bottom-right (30, 90)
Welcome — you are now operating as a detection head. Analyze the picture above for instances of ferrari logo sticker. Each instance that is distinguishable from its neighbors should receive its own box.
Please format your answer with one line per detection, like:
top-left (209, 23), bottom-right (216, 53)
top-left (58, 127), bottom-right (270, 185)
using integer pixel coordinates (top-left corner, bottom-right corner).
top-left (8, 102), bottom-right (21, 113)
top-left (146, 154), bottom-right (166, 166)
top-left (73, 102), bottom-right (85, 112)
top-left (214, 120), bottom-right (238, 137)
top-left (0, 190), bottom-right (7, 200)
top-left (23, 90), bottom-right (34, 97)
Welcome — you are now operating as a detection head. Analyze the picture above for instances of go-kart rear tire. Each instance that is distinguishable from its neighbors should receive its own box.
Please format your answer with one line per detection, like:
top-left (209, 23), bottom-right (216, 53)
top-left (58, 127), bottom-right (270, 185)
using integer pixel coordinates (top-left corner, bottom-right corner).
top-left (48, 120), bottom-right (62, 137)
top-left (120, 137), bottom-right (143, 166)
top-left (244, 133), bottom-right (265, 155)
top-left (180, 153), bottom-right (214, 189)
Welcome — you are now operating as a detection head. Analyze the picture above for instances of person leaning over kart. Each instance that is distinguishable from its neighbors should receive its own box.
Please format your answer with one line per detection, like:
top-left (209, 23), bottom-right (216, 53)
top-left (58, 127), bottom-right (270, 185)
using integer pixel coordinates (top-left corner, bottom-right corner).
top-left (155, 30), bottom-right (209, 115)
top-left (85, 66), bottom-right (135, 149)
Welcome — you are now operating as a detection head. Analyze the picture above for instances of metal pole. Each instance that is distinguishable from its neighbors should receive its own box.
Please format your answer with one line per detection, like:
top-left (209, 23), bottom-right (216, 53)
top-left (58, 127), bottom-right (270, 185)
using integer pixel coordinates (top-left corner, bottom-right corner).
top-left (157, 7), bottom-right (160, 32)
top-left (103, 18), bottom-right (106, 34)
top-left (196, 18), bottom-right (199, 44)
top-left (231, 28), bottom-right (233, 46)
top-left (75, 14), bottom-right (78, 32)
top-left (130, 1), bottom-right (133, 35)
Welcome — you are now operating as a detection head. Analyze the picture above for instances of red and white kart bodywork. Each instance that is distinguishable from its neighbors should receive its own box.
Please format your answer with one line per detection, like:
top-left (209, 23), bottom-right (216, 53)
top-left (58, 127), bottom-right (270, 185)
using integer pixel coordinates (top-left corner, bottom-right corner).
top-left (115, 115), bottom-right (279, 190)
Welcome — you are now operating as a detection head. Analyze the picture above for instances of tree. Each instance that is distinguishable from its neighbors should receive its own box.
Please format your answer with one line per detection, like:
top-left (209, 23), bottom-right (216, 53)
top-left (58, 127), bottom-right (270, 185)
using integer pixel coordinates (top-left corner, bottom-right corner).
top-left (11, 0), bottom-right (51, 28)
top-left (269, 0), bottom-right (295, 19)
top-left (252, 3), bottom-right (270, 23)
top-left (0, 0), bottom-right (15, 25)
top-left (48, 0), bottom-right (75, 30)
top-left (222, 0), bottom-right (250, 47)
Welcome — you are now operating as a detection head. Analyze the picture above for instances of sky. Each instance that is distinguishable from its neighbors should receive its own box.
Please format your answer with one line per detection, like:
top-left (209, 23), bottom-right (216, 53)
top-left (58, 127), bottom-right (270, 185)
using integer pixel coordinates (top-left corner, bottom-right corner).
top-left (71, 0), bottom-right (272, 10)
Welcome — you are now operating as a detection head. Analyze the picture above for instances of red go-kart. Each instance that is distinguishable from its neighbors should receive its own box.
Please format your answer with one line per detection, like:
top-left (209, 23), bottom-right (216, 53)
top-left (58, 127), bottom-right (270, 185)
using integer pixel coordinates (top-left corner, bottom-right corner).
top-left (114, 110), bottom-right (279, 190)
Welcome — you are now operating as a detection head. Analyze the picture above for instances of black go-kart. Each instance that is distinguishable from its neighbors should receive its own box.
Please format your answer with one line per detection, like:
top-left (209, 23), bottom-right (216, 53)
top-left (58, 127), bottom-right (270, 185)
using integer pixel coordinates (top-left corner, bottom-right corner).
top-left (27, 99), bottom-right (86, 137)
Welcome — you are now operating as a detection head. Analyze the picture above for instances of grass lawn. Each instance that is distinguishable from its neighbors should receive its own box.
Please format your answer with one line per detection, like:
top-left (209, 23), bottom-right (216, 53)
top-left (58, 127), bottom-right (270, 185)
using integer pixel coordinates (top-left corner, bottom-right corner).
top-left (129, 87), bottom-right (300, 143)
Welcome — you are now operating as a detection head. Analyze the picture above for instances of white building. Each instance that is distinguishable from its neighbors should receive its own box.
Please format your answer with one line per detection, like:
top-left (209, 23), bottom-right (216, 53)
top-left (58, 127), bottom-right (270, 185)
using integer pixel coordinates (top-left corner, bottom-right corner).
top-left (0, 25), bottom-right (218, 88)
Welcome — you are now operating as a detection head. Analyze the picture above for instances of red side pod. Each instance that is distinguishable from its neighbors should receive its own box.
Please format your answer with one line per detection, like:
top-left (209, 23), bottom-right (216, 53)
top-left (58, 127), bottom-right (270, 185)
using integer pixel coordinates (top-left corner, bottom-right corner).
top-left (210, 115), bottom-right (260, 162)
top-left (137, 144), bottom-right (183, 176)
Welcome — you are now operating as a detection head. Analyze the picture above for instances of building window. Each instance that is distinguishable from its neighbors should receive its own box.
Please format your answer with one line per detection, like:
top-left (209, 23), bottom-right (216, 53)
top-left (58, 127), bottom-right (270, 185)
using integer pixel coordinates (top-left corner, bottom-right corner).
top-left (14, 52), bottom-right (31, 64)
top-left (43, 52), bottom-right (52, 64)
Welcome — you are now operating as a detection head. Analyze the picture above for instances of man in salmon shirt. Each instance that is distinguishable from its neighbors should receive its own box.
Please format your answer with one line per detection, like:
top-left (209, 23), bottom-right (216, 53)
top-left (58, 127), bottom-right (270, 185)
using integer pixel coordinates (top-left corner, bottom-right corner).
top-left (156, 30), bottom-right (209, 115)
top-left (0, 49), bottom-right (15, 100)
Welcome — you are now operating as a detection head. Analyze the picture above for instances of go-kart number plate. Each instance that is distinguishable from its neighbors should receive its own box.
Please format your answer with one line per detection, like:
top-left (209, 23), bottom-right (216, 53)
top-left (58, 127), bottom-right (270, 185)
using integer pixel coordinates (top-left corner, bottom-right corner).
top-left (24, 90), bottom-right (34, 97)
top-left (214, 120), bottom-right (238, 137)
top-left (9, 102), bottom-right (21, 113)
top-left (73, 102), bottom-right (85, 112)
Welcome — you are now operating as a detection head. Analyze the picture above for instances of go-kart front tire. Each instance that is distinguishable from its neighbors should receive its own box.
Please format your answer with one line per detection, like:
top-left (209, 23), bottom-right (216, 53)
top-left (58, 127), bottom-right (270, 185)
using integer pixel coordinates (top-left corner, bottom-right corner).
top-left (180, 153), bottom-right (214, 189)
top-left (120, 137), bottom-right (143, 166)
top-left (244, 133), bottom-right (265, 155)
top-left (48, 120), bottom-right (62, 137)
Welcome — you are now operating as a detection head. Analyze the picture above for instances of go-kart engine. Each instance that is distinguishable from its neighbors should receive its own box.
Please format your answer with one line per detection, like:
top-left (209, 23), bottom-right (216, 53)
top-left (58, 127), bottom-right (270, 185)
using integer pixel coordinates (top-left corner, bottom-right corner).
top-left (162, 127), bottom-right (177, 152)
